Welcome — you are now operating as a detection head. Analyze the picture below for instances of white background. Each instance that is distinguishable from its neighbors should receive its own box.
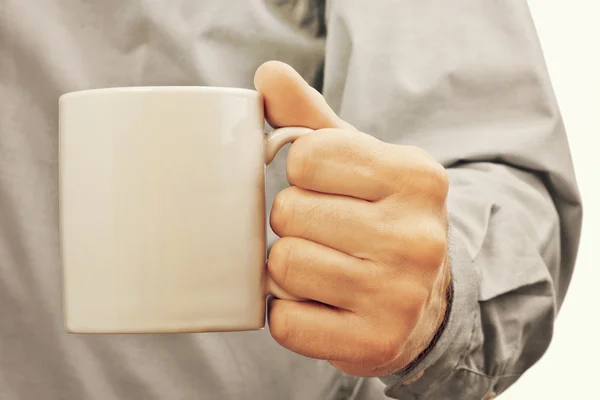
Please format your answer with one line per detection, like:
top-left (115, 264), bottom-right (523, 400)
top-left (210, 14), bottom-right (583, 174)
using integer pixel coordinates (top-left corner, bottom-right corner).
top-left (503, 1), bottom-right (599, 399)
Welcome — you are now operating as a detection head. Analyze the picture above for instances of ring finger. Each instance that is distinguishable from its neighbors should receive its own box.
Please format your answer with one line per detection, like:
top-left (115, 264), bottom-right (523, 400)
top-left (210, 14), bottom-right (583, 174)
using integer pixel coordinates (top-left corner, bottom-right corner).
top-left (267, 237), bottom-right (374, 310)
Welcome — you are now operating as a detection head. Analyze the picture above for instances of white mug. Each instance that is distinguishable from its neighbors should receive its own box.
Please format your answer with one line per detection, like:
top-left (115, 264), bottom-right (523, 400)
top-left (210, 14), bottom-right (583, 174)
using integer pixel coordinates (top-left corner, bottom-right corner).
top-left (59, 86), bottom-right (310, 334)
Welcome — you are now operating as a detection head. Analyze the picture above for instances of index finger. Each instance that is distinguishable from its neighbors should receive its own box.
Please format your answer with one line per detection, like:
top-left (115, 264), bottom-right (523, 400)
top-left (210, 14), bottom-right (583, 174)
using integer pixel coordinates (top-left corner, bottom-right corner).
top-left (286, 128), bottom-right (401, 201)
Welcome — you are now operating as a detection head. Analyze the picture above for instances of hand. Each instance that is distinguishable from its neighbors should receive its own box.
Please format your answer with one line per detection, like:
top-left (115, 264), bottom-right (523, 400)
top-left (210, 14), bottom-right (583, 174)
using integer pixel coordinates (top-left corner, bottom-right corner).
top-left (255, 61), bottom-right (452, 378)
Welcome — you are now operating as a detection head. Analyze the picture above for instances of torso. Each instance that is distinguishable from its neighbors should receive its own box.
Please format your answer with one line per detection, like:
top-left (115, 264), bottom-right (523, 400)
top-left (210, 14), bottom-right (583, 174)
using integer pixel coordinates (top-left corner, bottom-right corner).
top-left (0, 1), bottom-right (359, 398)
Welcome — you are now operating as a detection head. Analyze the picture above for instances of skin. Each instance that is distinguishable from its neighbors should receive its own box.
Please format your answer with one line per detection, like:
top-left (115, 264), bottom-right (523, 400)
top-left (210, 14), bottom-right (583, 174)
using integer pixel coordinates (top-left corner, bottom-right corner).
top-left (255, 61), bottom-right (452, 378)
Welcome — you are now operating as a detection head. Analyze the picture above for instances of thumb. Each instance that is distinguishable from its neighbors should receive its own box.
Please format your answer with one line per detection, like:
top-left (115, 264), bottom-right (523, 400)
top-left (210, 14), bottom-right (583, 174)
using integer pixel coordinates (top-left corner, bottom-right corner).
top-left (254, 61), bottom-right (355, 131)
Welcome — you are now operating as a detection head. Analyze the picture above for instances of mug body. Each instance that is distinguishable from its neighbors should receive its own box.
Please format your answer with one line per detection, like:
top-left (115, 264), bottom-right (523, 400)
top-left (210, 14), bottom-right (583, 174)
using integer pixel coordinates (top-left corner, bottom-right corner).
top-left (59, 87), bottom-right (268, 333)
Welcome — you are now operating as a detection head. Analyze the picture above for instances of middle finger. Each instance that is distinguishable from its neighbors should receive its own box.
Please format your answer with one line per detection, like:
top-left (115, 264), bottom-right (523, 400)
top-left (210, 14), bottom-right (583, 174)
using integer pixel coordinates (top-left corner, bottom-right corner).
top-left (270, 186), bottom-right (385, 260)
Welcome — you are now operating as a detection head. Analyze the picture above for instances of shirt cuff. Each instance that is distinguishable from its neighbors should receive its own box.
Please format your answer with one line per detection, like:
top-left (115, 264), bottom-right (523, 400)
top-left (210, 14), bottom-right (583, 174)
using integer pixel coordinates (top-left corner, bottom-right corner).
top-left (379, 223), bottom-right (480, 397)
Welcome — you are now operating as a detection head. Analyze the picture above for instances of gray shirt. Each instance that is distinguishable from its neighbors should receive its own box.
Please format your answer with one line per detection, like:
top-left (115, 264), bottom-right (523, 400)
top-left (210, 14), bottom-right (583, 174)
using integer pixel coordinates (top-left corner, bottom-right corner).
top-left (0, 1), bottom-right (582, 399)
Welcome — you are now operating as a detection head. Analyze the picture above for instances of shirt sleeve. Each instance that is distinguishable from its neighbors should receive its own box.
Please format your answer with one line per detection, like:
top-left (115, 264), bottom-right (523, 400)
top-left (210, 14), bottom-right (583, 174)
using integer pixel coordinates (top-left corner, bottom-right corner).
top-left (321, 1), bottom-right (583, 398)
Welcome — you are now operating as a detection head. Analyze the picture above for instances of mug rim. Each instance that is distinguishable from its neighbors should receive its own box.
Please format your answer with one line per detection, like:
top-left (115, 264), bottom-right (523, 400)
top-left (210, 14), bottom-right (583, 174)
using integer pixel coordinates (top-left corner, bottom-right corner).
top-left (59, 86), bottom-right (259, 102)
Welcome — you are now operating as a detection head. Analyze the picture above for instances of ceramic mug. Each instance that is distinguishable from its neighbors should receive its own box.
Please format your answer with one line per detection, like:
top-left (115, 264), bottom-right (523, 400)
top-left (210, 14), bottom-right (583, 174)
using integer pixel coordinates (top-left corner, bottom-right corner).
top-left (59, 86), bottom-right (310, 334)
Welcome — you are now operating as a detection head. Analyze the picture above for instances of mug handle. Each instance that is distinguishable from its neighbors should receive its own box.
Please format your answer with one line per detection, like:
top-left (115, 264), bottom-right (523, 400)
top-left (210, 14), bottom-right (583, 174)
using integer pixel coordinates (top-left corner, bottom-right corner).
top-left (264, 127), bottom-right (314, 301)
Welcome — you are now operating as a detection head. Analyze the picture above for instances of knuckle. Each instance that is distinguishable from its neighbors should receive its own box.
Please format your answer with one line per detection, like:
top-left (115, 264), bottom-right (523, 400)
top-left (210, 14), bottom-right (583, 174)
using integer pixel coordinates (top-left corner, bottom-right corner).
top-left (392, 218), bottom-right (448, 269)
top-left (428, 163), bottom-right (449, 198)
top-left (380, 222), bottom-right (410, 262)
top-left (268, 301), bottom-right (292, 346)
top-left (429, 239), bottom-right (448, 269)
top-left (365, 334), bottom-right (402, 366)
top-left (416, 165), bottom-right (448, 201)
top-left (286, 136), bottom-right (314, 186)
top-left (270, 187), bottom-right (297, 234)
top-left (286, 129), bottom-right (349, 186)
top-left (376, 215), bottom-right (448, 274)
top-left (374, 201), bottom-right (400, 227)
top-left (267, 238), bottom-right (295, 286)
top-left (421, 222), bottom-right (448, 271)
top-left (360, 264), bottom-right (388, 297)
top-left (398, 285), bottom-right (429, 325)
top-left (401, 146), bottom-right (449, 201)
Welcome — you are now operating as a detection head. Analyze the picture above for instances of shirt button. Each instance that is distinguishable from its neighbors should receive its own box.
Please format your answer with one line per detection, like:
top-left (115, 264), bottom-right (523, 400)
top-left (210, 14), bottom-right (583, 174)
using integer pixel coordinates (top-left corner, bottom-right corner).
top-left (482, 392), bottom-right (496, 400)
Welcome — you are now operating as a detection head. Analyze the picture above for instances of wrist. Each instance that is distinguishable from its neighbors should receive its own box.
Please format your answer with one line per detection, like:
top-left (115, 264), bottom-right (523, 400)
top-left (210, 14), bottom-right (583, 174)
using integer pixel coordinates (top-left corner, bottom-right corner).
top-left (399, 259), bottom-right (453, 371)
